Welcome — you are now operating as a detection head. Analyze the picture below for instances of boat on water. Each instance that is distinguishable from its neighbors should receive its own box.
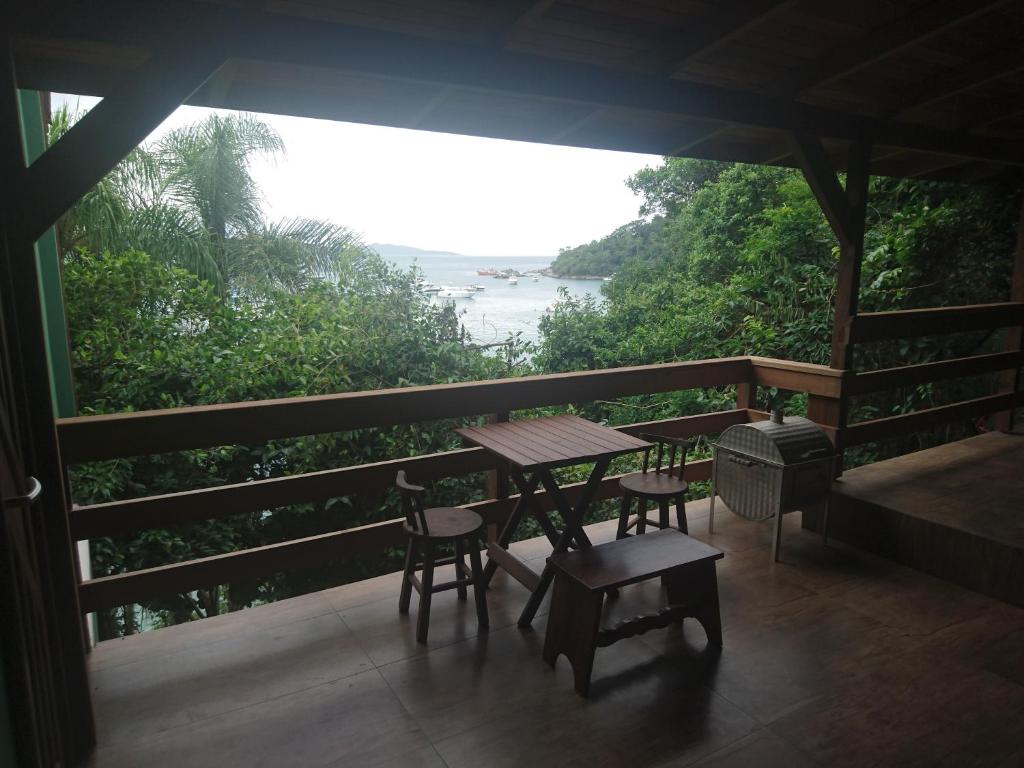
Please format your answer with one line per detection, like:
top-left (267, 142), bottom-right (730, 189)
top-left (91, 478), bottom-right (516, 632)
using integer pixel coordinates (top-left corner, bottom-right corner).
top-left (418, 282), bottom-right (441, 293)
top-left (437, 287), bottom-right (474, 298)
top-left (528, 273), bottom-right (540, 282)
top-left (507, 276), bottom-right (518, 285)
top-left (468, 284), bottom-right (486, 291)
top-left (477, 268), bottom-right (498, 276)
top-left (603, 274), bottom-right (615, 282)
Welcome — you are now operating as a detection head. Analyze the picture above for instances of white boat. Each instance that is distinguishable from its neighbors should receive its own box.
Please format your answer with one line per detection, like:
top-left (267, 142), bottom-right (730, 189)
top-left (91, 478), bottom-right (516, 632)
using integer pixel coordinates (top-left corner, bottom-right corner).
top-left (507, 276), bottom-right (518, 285)
top-left (468, 284), bottom-right (486, 291)
top-left (603, 274), bottom-right (615, 282)
top-left (531, 274), bottom-right (540, 282)
top-left (419, 284), bottom-right (441, 293)
top-left (437, 287), bottom-right (474, 298)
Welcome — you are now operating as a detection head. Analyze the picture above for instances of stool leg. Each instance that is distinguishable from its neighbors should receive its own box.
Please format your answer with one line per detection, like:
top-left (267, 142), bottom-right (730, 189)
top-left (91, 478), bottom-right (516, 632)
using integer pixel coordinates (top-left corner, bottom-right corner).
top-left (416, 542), bottom-right (436, 644)
top-left (399, 538), bottom-right (416, 615)
top-left (468, 536), bottom-right (489, 630)
top-left (636, 498), bottom-right (647, 535)
top-left (658, 498), bottom-right (670, 530)
top-left (454, 539), bottom-right (468, 601)
top-left (675, 495), bottom-right (688, 533)
top-left (616, 492), bottom-right (632, 539)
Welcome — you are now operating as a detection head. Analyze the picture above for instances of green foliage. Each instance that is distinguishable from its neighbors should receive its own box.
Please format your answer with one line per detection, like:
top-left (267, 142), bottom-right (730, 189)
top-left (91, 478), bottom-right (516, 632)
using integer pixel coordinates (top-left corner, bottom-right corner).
top-left (66, 250), bottom-right (514, 632)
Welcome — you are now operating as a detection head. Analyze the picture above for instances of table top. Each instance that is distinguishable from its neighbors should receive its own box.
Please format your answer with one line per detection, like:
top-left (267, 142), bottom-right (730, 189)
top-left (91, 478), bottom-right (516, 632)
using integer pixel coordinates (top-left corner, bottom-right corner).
top-left (456, 414), bottom-right (651, 471)
top-left (547, 528), bottom-right (723, 591)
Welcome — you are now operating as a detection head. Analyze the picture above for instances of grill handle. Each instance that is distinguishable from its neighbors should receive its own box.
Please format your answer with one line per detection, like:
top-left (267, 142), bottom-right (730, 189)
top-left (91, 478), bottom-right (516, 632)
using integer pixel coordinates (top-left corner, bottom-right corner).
top-left (727, 456), bottom-right (757, 468)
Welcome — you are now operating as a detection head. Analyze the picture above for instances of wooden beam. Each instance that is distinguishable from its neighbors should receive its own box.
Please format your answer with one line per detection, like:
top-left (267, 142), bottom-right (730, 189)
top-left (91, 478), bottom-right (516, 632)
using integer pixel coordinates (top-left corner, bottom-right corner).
top-left (788, 133), bottom-right (854, 244)
top-left (775, 0), bottom-right (1010, 98)
top-left (69, 410), bottom-right (748, 540)
top-left (16, 38), bottom-right (225, 243)
top-left (667, 123), bottom-right (732, 156)
top-left (994, 194), bottom-right (1024, 430)
top-left (748, 356), bottom-right (845, 398)
top-left (848, 302), bottom-right (1024, 343)
top-left (847, 351), bottom-right (1024, 396)
top-left (662, 0), bottom-right (796, 74)
top-left (844, 391), bottom-right (1024, 447)
top-left (57, 357), bottom-right (754, 463)
top-left (11, 1), bottom-right (1024, 167)
top-left (882, 45), bottom-right (1024, 119)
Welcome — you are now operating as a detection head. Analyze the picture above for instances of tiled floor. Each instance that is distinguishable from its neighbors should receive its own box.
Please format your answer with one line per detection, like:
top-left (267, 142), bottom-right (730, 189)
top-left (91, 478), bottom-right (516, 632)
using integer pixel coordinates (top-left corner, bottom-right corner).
top-left (85, 499), bottom-right (1024, 767)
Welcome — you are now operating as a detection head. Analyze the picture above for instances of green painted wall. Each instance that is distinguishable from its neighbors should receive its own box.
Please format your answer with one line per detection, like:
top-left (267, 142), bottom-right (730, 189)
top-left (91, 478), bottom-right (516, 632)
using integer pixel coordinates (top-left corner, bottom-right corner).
top-left (18, 90), bottom-right (76, 418)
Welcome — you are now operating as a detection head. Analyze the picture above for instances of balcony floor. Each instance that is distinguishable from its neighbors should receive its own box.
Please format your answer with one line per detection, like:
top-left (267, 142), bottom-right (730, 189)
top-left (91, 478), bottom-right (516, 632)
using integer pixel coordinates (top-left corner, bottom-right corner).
top-left (85, 499), bottom-right (1024, 768)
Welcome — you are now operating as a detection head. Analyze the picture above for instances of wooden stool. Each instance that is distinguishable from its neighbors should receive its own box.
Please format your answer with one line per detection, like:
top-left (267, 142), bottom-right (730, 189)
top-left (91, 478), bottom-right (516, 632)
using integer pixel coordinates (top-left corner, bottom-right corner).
top-left (543, 528), bottom-right (723, 696)
top-left (616, 434), bottom-right (694, 539)
top-left (396, 471), bottom-right (489, 644)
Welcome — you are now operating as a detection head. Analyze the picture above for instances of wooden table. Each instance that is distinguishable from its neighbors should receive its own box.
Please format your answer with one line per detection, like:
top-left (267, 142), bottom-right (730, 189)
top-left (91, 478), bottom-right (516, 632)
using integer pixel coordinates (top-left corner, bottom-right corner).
top-left (456, 414), bottom-right (651, 627)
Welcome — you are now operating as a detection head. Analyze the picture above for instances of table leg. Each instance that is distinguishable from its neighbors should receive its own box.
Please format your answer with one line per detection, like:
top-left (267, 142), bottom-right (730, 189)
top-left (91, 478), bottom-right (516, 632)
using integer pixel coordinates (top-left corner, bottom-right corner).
top-left (511, 467), bottom-right (560, 547)
top-left (482, 470), bottom-right (541, 588)
top-left (518, 457), bottom-right (611, 627)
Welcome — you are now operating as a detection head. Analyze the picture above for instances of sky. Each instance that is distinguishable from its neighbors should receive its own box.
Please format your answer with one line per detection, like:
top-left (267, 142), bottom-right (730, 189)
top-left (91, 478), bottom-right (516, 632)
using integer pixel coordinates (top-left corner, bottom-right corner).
top-left (54, 94), bottom-right (661, 258)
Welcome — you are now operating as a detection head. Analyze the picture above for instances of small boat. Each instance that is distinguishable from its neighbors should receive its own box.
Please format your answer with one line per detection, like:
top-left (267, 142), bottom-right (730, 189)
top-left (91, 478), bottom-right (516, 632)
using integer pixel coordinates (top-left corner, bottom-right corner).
top-left (418, 282), bottom-right (441, 293)
top-left (437, 287), bottom-right (474, 298)
top-left (477, 268), bottom-right (498, 276)
top-left (468, 284), bottom-right (486, 291)
top-left (603, 274), bottom-right (615, 282)
top-left (494, 271), bottom-right (509, 279)
top-left (530, 274), bottom-right (540, 282)
top-left (507, 276), bottom-right (518, 285)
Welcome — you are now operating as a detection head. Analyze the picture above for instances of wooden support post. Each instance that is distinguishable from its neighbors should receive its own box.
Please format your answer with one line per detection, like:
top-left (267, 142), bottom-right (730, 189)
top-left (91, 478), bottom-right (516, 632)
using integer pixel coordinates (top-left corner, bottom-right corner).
top-left (0, 39), bottom-right (95, 764)
top-left (484, 411), bottom-right (510, 500)
top-left (994, 193), bottom-right (1024, 432)
top-left (790, 136), bottom-right (871, 475)
top-left (735, 381), bottom-right (757, 410)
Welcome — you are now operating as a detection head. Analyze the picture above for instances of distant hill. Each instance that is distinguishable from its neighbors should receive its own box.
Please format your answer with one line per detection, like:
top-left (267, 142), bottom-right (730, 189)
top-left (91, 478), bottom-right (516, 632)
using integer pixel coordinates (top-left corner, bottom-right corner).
top-left (548, 218), bottom-right (667, 278)
top-left (370, 243), bottom-right (462, 258)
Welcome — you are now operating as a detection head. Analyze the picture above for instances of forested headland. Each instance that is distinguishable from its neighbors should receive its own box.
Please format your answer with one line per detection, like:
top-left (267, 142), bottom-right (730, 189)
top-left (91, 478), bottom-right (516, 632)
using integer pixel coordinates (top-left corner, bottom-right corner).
top-left (58, 107), bottom-right (1020, 637)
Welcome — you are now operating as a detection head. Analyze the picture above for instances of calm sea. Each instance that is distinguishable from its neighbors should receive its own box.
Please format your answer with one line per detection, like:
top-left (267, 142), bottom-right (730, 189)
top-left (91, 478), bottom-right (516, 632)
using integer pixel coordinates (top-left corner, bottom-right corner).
top-left (384, 253), bottom-right (601, 346)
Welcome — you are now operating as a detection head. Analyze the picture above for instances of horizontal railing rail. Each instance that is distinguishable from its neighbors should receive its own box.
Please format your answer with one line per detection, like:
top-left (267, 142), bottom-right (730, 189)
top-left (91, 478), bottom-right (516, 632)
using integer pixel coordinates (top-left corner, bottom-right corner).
top-left (847, 302), bottom-right (1024, 343)
top-left (846, 350), bottom-right (1024, 395)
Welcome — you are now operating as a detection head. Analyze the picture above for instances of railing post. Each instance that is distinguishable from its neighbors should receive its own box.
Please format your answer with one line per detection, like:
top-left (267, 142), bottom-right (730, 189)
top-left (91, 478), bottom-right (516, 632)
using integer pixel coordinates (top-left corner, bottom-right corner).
top-left (735, 380), bottom-right (757, 411)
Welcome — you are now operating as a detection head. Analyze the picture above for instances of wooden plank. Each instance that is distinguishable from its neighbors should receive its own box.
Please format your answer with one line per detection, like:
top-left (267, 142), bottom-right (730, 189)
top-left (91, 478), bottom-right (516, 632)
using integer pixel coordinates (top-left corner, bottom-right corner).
top-left (749, 357), bottom-right (845, 397)
top-left (847, 351), bottom-right (1024, 396)
top-left (660, 0), bottom-right (796, 73)
top-left (58, 357), bottom-right (753, 463)
top-left (70, 414), bottom-right (733, 540)
top-left (485, 544), bottom-right (540, 591)
top-left (18, 37), bottom-right (225, 243)
top-left (848, 303), bottom-right (1024, 343)
top-left (844, 391), bottom-right (1024, 447)
top-left (774, 0), bottom-right (1010, 97)
top-left (77, 459), bottom-right (714, 613)
top-left (69, 447), bottom-right (500, 540)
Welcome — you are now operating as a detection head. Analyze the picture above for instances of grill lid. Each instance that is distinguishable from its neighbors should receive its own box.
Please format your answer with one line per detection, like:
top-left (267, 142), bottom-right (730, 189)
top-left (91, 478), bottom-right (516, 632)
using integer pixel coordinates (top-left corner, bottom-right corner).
top-left (716, 416), bottom-right (832, 465)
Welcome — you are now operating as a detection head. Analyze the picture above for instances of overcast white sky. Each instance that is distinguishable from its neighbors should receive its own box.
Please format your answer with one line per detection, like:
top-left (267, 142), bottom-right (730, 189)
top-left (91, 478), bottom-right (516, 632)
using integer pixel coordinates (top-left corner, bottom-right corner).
top-left (54, 94), bottom-right (660, 257)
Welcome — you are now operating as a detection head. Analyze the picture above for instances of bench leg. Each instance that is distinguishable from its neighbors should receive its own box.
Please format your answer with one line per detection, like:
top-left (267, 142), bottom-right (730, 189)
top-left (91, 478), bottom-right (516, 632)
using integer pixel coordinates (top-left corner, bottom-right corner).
top-left (543, 573), bottom-right (603, 697)
top-left (664, 564), bottom-right (722, 648)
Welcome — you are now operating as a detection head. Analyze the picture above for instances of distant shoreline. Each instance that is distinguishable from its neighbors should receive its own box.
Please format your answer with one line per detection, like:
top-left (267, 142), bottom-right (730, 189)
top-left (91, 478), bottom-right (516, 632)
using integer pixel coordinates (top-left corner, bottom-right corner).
top-left (540, 268), bottom-right (607, 280)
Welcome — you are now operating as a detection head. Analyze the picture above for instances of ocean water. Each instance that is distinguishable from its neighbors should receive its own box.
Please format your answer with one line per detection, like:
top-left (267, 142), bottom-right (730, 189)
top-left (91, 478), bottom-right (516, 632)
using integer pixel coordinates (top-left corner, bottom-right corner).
top-left (384, 254), bottom-right (602, 346)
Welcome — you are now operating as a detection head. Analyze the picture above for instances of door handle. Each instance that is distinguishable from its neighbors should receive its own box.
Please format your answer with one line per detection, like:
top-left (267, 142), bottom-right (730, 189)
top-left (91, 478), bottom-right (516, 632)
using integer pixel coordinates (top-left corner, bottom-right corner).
top-left (4, 476), bottom-right (41, 508)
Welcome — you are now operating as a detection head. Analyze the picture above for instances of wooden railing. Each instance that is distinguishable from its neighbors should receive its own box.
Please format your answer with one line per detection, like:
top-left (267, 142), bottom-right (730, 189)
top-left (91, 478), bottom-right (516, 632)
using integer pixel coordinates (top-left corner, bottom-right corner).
top-left (835, 302), bottom-right (1024, 450)
top-left (59, 347), bottom-right (1021, 614)
top-left (61, 356), bottom-right (845, 613)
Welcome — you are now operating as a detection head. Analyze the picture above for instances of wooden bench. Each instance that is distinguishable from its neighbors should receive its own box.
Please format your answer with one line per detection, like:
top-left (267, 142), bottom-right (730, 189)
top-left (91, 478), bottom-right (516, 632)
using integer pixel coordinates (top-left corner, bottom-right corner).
top-left (543, 528), bottom-right (724, 696)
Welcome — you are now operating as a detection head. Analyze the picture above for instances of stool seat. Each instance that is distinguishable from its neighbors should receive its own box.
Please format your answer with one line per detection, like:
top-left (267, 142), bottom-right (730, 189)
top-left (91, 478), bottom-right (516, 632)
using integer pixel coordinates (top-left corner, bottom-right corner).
top-left (618, 472), bottom-right (687, 498)
top-left (404, 507), bottom-right (484, 540)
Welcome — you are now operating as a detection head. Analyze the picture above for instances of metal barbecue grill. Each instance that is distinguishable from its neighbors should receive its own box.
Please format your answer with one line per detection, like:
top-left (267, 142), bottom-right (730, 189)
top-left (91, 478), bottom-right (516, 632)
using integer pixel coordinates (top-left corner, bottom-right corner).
top-left (709, 411), bottom-right (834, 561)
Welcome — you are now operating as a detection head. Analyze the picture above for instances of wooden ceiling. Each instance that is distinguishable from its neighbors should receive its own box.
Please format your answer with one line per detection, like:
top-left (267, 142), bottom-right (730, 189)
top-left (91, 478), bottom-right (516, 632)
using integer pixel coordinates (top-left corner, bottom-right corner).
top-left (9, 0), bottom-right (1024, 182)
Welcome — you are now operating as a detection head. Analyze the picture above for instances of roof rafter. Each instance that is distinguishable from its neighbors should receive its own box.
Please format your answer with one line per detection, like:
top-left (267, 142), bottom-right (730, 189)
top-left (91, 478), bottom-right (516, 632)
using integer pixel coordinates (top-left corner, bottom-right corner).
top-left (774, 0), bottom-right (1011, 98)
top-left (661, 0), bottom-right (797, 75)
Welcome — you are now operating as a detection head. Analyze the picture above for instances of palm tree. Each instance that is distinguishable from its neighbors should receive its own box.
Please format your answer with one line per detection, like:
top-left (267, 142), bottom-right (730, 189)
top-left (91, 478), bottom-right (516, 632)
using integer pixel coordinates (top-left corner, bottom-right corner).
top-left (52, 108), bottom-right (370, 295)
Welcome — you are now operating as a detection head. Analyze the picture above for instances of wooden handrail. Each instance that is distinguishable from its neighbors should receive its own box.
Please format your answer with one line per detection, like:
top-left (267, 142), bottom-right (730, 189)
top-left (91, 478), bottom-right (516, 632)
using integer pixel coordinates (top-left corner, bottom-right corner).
top-left (847, 302), bottom-right (1024, 344)
top-left (58, 357), bottom-right (752, 463)
top-left (70, 410), bottom-right (745, 540)
top-left (749, 356), bottom-right (844, 397)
